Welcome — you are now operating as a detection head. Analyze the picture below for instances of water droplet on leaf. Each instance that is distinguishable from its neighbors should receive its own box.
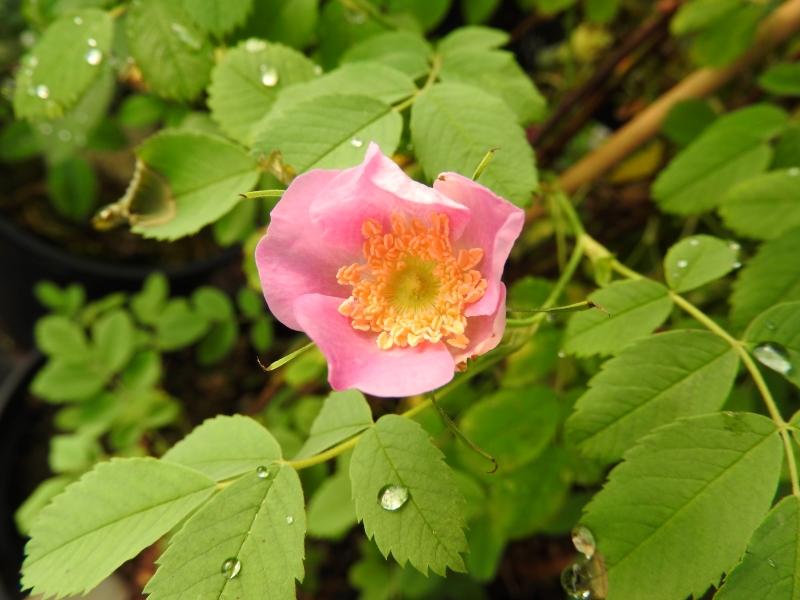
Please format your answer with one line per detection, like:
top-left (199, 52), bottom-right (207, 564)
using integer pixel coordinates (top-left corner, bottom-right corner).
top-left (260, 65), bottom-right (278, 87)
top-left (285, 515), bottom-right (294, 524)
top-left (87, 37), bottom-right (97, 47)
top-left (378, 484), bottom-right (409, 511)
top-left (256, 464), bottom-right (280, 479)
top-left (73, 16), bottom-right (83, 25)
top-left (245, 38), bottom-right (266, 52)
top-left (753, 342), bottom-right (793, 375)
top-left (561, 559), bottom-right (593, 599)
top-left (85, 49), bottom-right (103, 66)
top-left (768, 558), bottom-right (777, 568)
top-left (351, 137), bottom-right (363, 148)
top-left (732, 261), bottom-right (742, 269)
top-left (688, 238), bottom-right (700, 247)
top-left (221, 557), bottom-right (241, 579)
top-left (676, 259), bottom-right (688, 269)
top-left (170, 23), bottom-right (202, 50)
top-left (35, 84), bottom-right (49, 99)
top-left (571, 525), bottom-right (596, 559)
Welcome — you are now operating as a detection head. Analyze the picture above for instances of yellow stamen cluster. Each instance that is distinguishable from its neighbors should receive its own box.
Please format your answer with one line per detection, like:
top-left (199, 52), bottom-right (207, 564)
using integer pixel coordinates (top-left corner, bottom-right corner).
top-left (336, 213), bottom-right (487, 350)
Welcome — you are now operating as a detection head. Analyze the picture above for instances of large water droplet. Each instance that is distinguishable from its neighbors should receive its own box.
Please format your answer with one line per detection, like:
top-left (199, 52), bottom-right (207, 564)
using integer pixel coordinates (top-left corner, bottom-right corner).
top-left (245, 38), bottom-right (266, 52)
top-left (350, 138), bottom-right (364, 148)
top-left (753, 342), bottom-right (793, 375)
top-left (85, 48), bottom-right (103, 66)
top-left (260, 65), bottom-right (278, 87)
top-left (170, 23), bottom-right (202, 50)
top-left (378, 484), bottom-right (409, 511)
top-left (221, 557), bottom-right (241, 579)
top-left (676, 259), bottom-right (688, 269)
top-left (571, 525), bottom-right (596, 559)
top-left (35, 84), bottom-right (49, 99)
top-left (561, 559), bottom-right (593, 600)
top-left (256, 464), bottom-right (280, 480)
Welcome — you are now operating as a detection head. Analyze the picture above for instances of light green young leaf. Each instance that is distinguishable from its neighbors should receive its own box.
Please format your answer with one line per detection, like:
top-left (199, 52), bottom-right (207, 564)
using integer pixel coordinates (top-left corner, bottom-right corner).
top-left (156, 298), bottom-right (210, 350)
top-left (126, 0), bottom-right (214, 101)
top-left (689, 4), bottom-right (765, 68)
top-left (14, 9), bottom-right (112, 121)
top-left (164, 415), bottom-right (282, 480)
top-left (437, 26), bottom-right (509, 56)
top-left (131, 272), bottom-right (169, 325)
top-left (670, 0), bottom-right (739, 35)
top-left (744, 301), bottom-right (800, 387)
top-left (296, 390), bottom-right (373, 459)
top-left (22, 458), bottom-right (215, 598)
top-left (350, 414), bottom-right (468, 575)
top-left (31, 359), bottom-right (108, 403)
top-left (457, 386), bottom-right (560, 473)
top-left (582, 412), bottom-right (782, 600)
top-left (183, 0), bottom-right (253, 37)
top-left (715, 495), bottom-right (800, 600)
top-left (730, 227), bottom-right (800, 330)
top-left (759, 62), bottom-right (800, 97)
top-left (146, 464), bottom-right (305, 600)
top-left (307, 471), bottom-right (358, 540)
top-left (192, 287), bottom-right (235, 321)
top-left (653, 105), bottom-right (788, 215)
top-left (132, 130), bottom-right (260, 239)
top-left (271, 62), bottom-right (417, 113)
top-left (439, 49), bottom-right (545, 124)
top-left (207, 39), bottom-right (318, 145)
top-left (15, 476), bottom-right (73, 536)
top-left (664, 234), bottom-right (740, 292)
top-left (719, 170), bottom-right (800, 240)
top-left (341, 31), bottom-right (432, 79)
top-left (563, 279), bottom-right (673, 356)
top-left (92, 309), bottom-right (135, 374)
top-left (411, 82), bottom-right (538, 207)
top-left (49, 433), bottom-right (101, 473)
top-left (34, 315), bottom-right (90, 359)
top-left (254, 94), bottom-right (402, 172)
top-left (566, 330), bottom-right (739, 462)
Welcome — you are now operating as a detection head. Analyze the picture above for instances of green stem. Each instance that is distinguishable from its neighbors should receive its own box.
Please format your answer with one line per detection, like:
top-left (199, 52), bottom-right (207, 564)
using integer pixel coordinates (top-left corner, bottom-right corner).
top-left (392, 54), bottom-right (442, 113)
top-left (429, 392), bottom-right (498, 473)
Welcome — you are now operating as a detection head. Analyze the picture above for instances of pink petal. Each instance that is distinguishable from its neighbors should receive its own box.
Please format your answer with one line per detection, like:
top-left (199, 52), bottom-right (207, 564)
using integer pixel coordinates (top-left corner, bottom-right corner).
top-left (309, 143), bottom-right (470, 255)
top-left (434, 173), bottom-right (524, 317)
top-left (256, 169), bottom-right (354, 330)
top-left (294, 294), bottom-right (457, 397)
top-left (450, 284), bottom-right (507, 364)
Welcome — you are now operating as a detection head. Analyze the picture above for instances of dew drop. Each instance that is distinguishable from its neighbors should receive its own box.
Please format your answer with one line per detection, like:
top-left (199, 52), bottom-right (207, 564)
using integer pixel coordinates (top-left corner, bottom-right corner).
top-left (728, 241), bottom-right (741, 252)
top-left (768, 558), bottom-right (777, 568)
top-left (220, 557), bottom-right (241, 580)
top-left (571, 525), bottom-right (596, 559)
top-left (676, 259), bottom-right (688, 269)
top-left (285, 515), bottom-right (294, 524)
top-left (345, 9), bottom-right (366, 24)
top-left (313, 65), bottom-right (323, 75)
top-left (256, 463), bottom-right (280, 479)
top-left (245, 38), bottom-right (266, 52)
top-left (170, 23), bottom-right (202, 50)
top-left (688, 238), bottom-right (700, 247)
top-left (73, 16), bottom-right (83, 25)
top-left (561, 559), bottom-right (593, 600)
top-left (57, 129), bottom-right (72, 142)
top-left (732, 261), bottom-right (742, 269)
top-left (350, 137), bottom-right (363, 148)
top-left (87, 37), bottom-right (98, 47)
top-left (378, 484), bottom-right (409, 511)
top-left (789, 168), bottom-right (799, 177)
top-left (753, 342), bottom-right (793, 375)
top-left (26, 56), bottom-right (38, 68)
top-left (558, 351), bottom-right (566, 358)
top-left (35, 84), bottom-right (49, 99)
top-left (85, 48), bottom-right (103, 66)
top-left (260, 65), bottom-right (279, 87)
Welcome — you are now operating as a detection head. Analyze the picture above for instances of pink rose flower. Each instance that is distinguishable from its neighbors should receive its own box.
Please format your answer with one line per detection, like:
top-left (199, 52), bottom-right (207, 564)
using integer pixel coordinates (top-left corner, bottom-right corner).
top-left (256, 144), bottom-right (524, 397)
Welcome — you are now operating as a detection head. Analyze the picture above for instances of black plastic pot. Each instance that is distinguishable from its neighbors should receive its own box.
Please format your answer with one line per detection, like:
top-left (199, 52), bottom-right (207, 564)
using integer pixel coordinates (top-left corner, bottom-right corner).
top-left (0, 352), bottom-right (43, 600)
top-left (0, 215), bottom-right (240, 350)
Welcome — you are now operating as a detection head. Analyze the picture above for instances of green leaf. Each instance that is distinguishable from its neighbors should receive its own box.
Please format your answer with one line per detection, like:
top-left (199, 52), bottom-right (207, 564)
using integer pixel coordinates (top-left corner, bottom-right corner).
top-left (49, 433), bottom-right (101, 473)
top-left (15, 476), bottom-right (73, 536)
top-left (22, 458), bottom-right (215, 598)
top-left (156, 298), bottom-right (210, 350)
top-left (744, 301), bottom-right (800, 388)
top-left (183, 0), bottom-right (253, 37)
top-left (126, 0), bottom-right (214, 101)
top-left (563, 279), bottom-right (673, 356)
top-left (46, 156), bottom-right (97, 221)
top-left (121, 350), bottom-right (161, 389)
top-left (35, 315), bottom-right (90, 359)
top-left (457, 387), bottom-right (560, 473)
top-left (689, 4), bottom-right (765, 67)
top-left (460, 0), bottom-right (500, 24)
top-left (585, 0), bottom-right (620, 23)
top-left (715, 495), bottom-right (800, 599)
top-left (720, 170), bottom-right (800, 240)
top-left (662, 99), bottom-right (718, 148)
top-left (439, 49), bottom-right (545, 124)
top-left (271, 62), bottom-right (417, 112)
top-left (671, 0), bottom-right (739, 35)
top-left (731, 227), bottom-right (800, 330)
top-left (664, 234), bottom-right (740, 292)
top-left (31, 359), bottom-right (108, 403)
top-left (197, 320), bottom-right (238, 365)
top-left (145, 464), bottom-right (305, 600)
top-left (464, 514), bottom-right (505, 581)
top-left (759, 62), bottom-right (800, 97)
top-left (350, 415), bottom-right (468, 575)
top-left (118, 94), bottom-right (166, 128)
top-left (296, 390), bottom-right (373, 459)
top-left (387, 0), bottom-right (450, 31)
top-left (163, 415), bottom-right (283, 481)
top-left (410, 82), bottom-right (538, 207)
top-left (773, 124), bottom-right (800, 169)
top-left (207, 39), bottom-right (318, 145)
top-left (14, 9), bottom-right (112, 121)
top-left (92, 309), bottom-right (135, 374)
top-left (582, 412), bottom-right (782, 600)
top-left (254, 94), bottom-right (403, 172)
top-left (653, 105), bottom-right (788, 215)
top-left (234, 0), bottom-right (319, 49)
top-left (133, 130), bottom-right (260, 239)
top-left (566, 330), bottom-right (740, 462)
top-left (437, 26), bottom-right (509, 56)
top-left (131, 272), bottom-right (168, 325)
top-left (192, 287), bottom-right (235, 321)
top-left (307, 471), bottom-right (358, 540)
top-left (341, 31), bottom-right (432, 79)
